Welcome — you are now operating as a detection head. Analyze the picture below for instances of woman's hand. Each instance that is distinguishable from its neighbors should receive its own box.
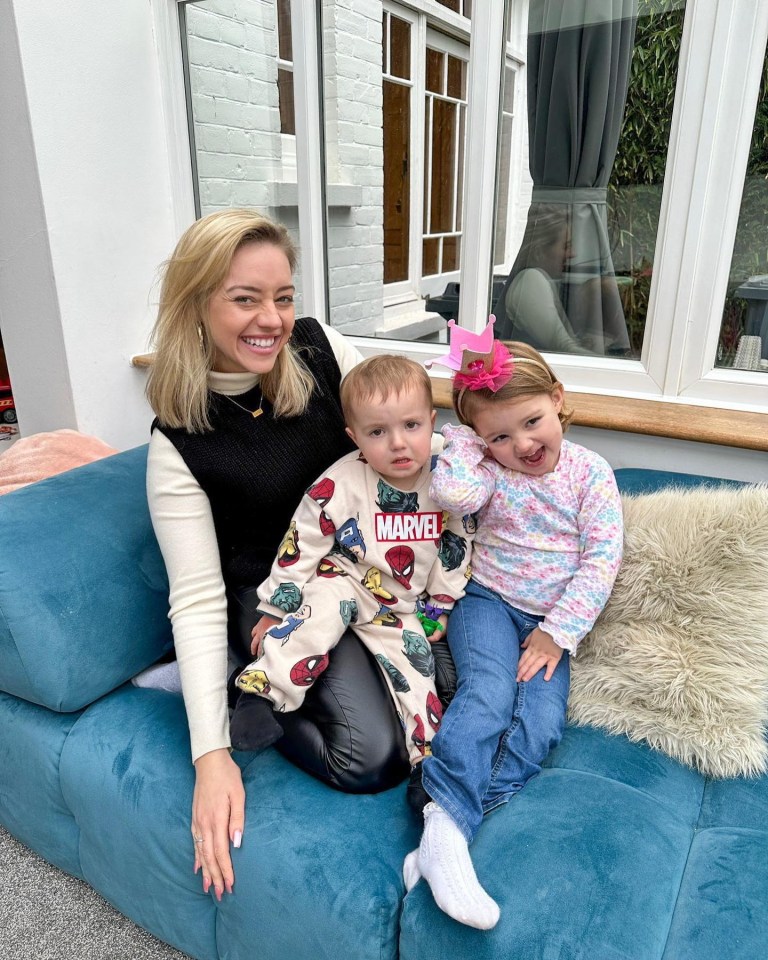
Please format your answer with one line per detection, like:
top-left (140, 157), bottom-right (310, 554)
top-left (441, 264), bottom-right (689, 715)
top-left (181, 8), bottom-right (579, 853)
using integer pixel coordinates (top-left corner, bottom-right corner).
top-left (517, 627), bottom-right (563, 682)
top-left (191, 748), bottom-right (246, 900)
top-left (250, 615), bottom-right (280, 656)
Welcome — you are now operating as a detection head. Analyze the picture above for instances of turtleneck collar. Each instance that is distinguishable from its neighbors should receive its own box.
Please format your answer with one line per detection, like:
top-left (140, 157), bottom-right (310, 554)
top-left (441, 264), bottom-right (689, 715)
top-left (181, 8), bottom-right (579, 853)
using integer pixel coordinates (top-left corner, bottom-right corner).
top-left (208, 370), bottom-right (260, 397)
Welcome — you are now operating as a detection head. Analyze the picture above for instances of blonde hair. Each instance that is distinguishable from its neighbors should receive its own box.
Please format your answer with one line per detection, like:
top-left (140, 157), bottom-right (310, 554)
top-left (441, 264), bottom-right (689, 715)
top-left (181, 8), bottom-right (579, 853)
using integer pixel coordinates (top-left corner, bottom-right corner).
top-left (453, 340), bottom-right (573, 430)
top-left (146, 209), bottom-right (315, 432)
top-left (340, 355), bottom-right (433, 424)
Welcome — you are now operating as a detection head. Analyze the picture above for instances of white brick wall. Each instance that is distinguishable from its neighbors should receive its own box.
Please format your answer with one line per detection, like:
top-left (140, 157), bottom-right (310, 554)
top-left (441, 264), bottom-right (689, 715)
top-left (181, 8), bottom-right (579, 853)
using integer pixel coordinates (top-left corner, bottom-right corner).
top-left (323, 0), bottom-right (384, 335)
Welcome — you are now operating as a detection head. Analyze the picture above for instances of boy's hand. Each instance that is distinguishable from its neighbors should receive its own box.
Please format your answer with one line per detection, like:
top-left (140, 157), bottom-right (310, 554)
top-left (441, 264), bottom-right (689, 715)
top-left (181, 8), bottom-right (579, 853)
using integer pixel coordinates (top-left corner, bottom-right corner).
top-left (427, 614), bottom-right (449, 644)
top-left (517, 627), bottom-right (563, 682)
top-left (250, 615), bottom-right (280, 657)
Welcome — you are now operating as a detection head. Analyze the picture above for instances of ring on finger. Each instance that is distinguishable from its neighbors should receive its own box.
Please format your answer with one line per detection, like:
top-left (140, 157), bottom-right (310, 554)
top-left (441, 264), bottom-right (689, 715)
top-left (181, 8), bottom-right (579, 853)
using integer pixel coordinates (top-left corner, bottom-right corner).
top-left (194, 835), bottom-right (204, 843)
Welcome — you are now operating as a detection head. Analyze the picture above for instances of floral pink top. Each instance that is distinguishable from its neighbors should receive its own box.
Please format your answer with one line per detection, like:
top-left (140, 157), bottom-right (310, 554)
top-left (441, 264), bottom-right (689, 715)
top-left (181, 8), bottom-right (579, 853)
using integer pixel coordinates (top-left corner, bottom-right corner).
top-left (430, 424), bottom-right (624, 653)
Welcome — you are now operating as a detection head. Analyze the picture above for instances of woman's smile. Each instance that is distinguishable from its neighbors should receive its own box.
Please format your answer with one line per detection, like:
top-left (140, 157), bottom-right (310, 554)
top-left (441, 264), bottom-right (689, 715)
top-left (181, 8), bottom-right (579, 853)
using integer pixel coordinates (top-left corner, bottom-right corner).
top-left (208, 242), bottom-right (296, 374)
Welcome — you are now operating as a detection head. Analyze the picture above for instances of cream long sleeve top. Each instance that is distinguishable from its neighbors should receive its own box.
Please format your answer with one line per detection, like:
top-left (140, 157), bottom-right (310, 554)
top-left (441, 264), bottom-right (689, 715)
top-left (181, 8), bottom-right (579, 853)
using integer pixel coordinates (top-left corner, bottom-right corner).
top-left (146, 325), bottom-right (363, 762)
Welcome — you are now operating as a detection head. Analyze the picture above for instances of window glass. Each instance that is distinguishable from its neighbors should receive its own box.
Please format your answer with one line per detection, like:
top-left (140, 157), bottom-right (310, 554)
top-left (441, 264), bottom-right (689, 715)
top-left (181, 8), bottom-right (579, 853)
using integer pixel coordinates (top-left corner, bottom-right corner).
top-left (276, 0), bottom-right (295, 134)
top-left (383, 12), bottom-right (412, 284)
top-left (493, 0), bottom-right (686, 359)
top-left (322, 3), bottom-right (472, 339)
top-left (435, 0), bottom-right (471, 18)
top-left (715, 44), bottom-right (768, 374)
top-left (179, 0), bottom-right (303, 311)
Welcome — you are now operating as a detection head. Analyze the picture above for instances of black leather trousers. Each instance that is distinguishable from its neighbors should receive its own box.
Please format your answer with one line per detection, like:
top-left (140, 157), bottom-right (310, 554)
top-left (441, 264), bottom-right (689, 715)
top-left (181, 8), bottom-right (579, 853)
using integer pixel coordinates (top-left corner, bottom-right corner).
top-left (228, 587), bottom-right (456, 794)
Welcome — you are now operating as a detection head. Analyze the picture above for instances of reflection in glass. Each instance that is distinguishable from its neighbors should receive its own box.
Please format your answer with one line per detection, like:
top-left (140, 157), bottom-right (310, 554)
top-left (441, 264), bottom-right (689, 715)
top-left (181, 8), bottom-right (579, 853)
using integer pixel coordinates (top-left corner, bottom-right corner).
top-left (424, 50), bottom-right (466, 278)
top-left (435, 0), bottom-right (472, 17)
top-left (322, 5), bottom-right (470, 339)
top-left (179, 0), bottom-right (303, 310)
top-left (276, 0), bottom-right (295, 135)
top-left (716, 44), bottom-right (768, 373)
top-left (493, 0), bottom-right (687, 359)
top-left (383, 13), bottom-right (412, 284)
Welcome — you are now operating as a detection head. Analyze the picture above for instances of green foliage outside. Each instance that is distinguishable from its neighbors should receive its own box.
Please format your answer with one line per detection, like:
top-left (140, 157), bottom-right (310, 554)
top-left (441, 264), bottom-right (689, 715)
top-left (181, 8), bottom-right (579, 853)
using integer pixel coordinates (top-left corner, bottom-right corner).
top-left (607, 0), bottom-right (768, 364)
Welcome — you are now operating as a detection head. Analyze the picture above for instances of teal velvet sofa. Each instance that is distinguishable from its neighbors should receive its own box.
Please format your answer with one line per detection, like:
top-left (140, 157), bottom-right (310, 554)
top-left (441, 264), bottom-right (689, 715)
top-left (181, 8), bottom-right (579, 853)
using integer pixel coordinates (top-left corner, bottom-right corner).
top-left (0, 446), bottom-right (766, 960)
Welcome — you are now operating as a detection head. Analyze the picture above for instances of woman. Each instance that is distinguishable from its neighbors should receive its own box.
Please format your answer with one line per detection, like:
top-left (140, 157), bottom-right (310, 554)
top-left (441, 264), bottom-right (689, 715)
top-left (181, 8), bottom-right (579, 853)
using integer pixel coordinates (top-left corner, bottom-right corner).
top-left (492, 205), bottom-right (595, 355)
top-left (493, 203), bottom-right (629, 356)
top-left (145, 210), bottom-right (431, 903)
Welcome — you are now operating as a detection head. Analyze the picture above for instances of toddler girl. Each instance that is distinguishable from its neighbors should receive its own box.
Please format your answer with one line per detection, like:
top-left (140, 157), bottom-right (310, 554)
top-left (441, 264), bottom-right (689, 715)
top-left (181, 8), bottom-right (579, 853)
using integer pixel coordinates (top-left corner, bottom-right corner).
top-left (406, 321), bottom-right (623, 930)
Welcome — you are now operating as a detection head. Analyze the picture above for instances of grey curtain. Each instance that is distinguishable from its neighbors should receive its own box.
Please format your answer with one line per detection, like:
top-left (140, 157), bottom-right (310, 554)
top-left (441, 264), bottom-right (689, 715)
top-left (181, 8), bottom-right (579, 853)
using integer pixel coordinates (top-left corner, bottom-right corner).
top-left (496, 0), bottom-right (638, 355)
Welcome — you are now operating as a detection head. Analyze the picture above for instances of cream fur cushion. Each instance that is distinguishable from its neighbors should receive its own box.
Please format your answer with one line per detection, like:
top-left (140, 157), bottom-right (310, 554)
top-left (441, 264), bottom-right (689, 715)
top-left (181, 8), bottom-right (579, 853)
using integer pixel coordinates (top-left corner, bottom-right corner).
top-left (568, 484), bottom-right (768, 778)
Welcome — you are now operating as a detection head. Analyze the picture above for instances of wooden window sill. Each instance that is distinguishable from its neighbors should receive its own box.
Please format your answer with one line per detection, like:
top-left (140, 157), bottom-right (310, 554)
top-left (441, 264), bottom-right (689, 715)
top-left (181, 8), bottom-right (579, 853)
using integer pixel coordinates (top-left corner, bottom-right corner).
top-left (131, 354), bottom-right (768, 452)
top-left (429, 377), bottom-right (768, 452)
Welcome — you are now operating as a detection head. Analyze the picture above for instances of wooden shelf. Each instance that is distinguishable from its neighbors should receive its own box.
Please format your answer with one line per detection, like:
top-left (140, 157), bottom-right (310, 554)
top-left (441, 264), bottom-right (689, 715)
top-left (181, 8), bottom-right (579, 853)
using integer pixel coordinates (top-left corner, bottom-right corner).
top-left (132, 353), bottom-right (768, 452)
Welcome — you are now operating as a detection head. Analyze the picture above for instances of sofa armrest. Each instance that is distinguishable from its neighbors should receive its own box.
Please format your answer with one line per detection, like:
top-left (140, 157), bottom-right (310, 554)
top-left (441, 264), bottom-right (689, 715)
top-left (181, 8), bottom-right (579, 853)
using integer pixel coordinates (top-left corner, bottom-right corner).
top-left (0, 445), bottom-right (173, 711)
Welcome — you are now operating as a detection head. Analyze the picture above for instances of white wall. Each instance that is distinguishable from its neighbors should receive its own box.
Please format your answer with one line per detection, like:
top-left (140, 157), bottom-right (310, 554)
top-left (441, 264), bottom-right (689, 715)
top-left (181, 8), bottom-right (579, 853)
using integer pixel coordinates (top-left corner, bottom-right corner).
top-left (0, 0), bottom-right (178, 449)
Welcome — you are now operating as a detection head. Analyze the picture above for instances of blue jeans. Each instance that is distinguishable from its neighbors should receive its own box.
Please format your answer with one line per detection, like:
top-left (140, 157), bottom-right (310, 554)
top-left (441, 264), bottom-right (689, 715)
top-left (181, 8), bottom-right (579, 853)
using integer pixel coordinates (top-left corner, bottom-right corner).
top-left (422, 579), bottom-right (570, 841)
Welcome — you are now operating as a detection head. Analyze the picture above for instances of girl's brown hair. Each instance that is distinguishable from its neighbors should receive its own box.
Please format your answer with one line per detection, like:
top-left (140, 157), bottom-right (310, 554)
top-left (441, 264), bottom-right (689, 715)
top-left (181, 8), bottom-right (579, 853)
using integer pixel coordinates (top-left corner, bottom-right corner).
top-left (453, 340), bottom-right (573, 430)
top-left (146, 209), bottom-right (315, 432)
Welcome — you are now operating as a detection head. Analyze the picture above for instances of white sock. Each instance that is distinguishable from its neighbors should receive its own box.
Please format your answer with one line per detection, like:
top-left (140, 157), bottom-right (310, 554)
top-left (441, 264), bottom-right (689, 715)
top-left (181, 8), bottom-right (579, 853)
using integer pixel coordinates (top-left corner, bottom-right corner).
top-left (417, 803), bottom-right (500, 930)
top-left (403, 848), bottom-right (421, 892)
top-left (131, 661), bottom-right (182, 694)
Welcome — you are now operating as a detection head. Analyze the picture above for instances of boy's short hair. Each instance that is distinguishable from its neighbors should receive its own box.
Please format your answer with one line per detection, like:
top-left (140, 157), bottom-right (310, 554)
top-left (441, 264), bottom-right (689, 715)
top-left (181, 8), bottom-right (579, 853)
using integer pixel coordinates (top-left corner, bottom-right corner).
top-left (340, 355), bottom-right (433, 424)
top-left (454, 340), bottom-right (573, 430)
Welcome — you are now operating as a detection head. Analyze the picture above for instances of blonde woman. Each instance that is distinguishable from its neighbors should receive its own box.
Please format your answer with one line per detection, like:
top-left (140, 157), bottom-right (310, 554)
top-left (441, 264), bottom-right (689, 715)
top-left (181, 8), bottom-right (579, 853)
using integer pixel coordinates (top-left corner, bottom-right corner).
top-left (145, 210), bottom-right (411, 903)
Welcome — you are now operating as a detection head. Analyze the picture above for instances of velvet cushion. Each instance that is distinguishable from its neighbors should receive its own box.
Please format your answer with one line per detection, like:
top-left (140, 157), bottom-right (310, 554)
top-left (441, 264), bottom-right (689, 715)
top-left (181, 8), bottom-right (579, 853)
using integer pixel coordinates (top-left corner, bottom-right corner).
top-left (60, 685), bottom-right (417, 960)
top-left (569, 483), bottom-right (768, 777)
top-left (400, 724), bottom-right (705, 960)
top-left (0, 692), bottom-right (84, 878)
top-left (0, 446), bottom-right (172, 711)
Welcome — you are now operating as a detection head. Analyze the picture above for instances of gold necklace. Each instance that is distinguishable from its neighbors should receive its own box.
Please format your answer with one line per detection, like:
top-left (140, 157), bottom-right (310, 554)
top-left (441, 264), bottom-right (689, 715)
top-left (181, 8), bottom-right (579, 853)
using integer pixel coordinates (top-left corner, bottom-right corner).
top-left (222, 392), bottom-right (264, 418)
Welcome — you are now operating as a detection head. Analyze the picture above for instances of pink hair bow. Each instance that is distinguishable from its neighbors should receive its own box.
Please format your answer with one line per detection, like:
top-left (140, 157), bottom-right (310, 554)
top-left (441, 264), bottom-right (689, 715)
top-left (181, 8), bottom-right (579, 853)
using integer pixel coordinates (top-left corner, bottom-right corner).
top-left (425, 316), bottom-right (514, 393)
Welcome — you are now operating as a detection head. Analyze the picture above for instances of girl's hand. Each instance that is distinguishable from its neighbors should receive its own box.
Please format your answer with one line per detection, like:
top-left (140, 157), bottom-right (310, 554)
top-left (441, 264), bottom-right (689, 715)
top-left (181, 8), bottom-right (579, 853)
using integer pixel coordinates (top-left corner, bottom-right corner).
top-left (250, 615), bottom-right (280, 656)
top-left (517, 627), bottom-right (563, 682)
top-left (191, 748), bottom-right (246, 900)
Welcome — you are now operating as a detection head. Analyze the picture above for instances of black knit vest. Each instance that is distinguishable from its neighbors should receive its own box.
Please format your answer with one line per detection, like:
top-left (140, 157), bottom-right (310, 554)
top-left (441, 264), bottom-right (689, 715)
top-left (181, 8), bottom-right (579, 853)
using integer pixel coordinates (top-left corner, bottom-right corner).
top-left (154, 318), bottom-right (355, 589)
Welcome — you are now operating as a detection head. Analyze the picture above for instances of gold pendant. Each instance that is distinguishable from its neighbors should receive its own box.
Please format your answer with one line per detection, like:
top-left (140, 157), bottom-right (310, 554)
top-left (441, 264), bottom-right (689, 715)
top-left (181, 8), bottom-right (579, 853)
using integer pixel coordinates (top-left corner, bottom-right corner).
top-left (252, 408), bottom-right (263, 418)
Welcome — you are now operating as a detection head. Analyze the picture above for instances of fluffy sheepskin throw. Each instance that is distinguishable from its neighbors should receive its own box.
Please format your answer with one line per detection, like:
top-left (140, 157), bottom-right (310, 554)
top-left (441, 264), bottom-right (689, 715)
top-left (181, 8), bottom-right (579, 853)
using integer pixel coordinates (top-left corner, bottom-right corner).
top-left (568, 484), bottom-right (768, 778)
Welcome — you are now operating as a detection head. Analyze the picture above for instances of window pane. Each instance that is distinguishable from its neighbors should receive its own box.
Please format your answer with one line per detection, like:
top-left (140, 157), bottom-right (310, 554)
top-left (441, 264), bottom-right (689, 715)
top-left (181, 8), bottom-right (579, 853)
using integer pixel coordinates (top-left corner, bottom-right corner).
top-left (180, 0), bottom-right (303, 309)
top-left (715, 45), bottom-right (768, 374)
top-left (276, 0), bottom-right (292, 61)
top-left (446, 54), bottom-right (465, 100)
top-left (435, 0), bottom-right (471, 16)
top-left (493, 0), bottom-right (687, 359)
top-left (277, 68), bottom-right (295, 135)
top-left (426, 49), bottom-right (444, 95)
top-left (443, 236), bottom-right (460, 272)
top-left (383, 80), bottom-right (411, 283)
top-left (429, 99), bottom-right (457, 234)
top-left (389, 15), bottom-right (411, 80)
top-left (321, 6), bottom-right (468, 340)
top-left (423, 238), bottom-right (440, 276)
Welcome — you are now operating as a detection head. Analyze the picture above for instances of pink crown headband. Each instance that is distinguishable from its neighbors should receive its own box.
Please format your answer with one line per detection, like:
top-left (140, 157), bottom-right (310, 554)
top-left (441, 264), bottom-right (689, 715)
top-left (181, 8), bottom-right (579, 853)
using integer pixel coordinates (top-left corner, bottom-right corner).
top-left (425, 317), bottom-right (550, 414)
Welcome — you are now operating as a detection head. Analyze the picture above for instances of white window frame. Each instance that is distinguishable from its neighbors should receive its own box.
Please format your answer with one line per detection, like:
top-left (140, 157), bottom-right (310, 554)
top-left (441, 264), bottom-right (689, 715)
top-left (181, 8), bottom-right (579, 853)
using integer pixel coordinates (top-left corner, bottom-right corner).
top-left (382, 3), bottom-right (470, 308)
top-left (420, 26), bottom-right (469, 298)
top-left (649, 0), bottom-right (768, 411)
top-left (163, 0), bottom-right (768, 414)
top-left (382, 1), bottom-right (423, 307)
